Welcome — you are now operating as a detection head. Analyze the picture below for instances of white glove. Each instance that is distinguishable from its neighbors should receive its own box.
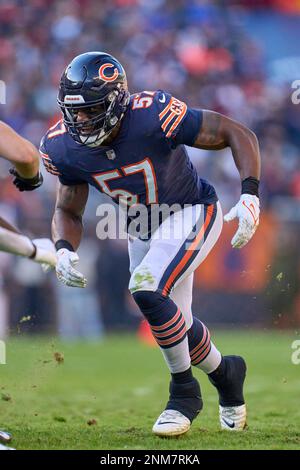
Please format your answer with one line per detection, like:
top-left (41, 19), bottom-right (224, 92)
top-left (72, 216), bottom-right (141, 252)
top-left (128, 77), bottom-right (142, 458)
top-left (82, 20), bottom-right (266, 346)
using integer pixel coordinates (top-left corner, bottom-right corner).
top-left (56, 248), bottom-right (87, 288)
top-left (224, 194), bottom-right (260, 249)
top-left (32, 238), bottom-right (57, 272)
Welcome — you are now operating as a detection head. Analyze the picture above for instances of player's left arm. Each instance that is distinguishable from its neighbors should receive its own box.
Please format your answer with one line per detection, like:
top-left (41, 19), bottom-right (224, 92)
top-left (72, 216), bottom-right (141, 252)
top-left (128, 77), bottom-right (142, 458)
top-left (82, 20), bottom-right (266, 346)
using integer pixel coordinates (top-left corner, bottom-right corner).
top-left (193, 110), bottom-right (261, 249)
top-left (0, 121), bottom-right (43, 191)
top-left (193, 110), bottom-right (260, 178)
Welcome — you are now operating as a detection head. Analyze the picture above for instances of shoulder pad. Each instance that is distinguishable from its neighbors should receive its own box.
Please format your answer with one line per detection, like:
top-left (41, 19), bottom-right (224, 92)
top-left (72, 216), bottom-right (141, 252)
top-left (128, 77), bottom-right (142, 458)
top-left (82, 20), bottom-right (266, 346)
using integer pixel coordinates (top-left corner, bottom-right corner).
top-left (39, 149), bottom-right (61, 176)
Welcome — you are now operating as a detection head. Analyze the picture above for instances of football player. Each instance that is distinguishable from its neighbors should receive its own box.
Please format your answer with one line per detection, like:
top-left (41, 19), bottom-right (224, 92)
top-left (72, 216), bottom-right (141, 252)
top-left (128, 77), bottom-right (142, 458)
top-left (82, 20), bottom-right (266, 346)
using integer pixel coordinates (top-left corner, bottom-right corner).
top-left (0, 121), bottom-right (57, 451)
top-left (40, 52), bottom-right (260, 436)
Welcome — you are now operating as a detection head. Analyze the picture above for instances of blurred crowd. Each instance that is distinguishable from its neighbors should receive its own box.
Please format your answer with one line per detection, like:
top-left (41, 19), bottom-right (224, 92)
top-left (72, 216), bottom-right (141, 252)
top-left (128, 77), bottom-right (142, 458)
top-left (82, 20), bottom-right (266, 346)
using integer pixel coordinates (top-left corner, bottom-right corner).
top-left (0, 0), bottom-right (299, 336)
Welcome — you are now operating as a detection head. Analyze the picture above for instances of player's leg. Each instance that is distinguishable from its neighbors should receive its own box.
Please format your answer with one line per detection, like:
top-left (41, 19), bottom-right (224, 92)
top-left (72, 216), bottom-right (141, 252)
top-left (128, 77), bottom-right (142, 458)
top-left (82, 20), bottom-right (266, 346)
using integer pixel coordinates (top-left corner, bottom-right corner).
top-left (128, 242), bottom-right (202, 436)
top-left (129, 203), bottom-right (218, 436)
top-left (169, 205), bottom-right (247, 431)
top-left (128, 235), bottom-right (150, 276)
top-left (171, 275), bottom-right (222, 374)
top-left (129, 234), bottom-right (202, 435)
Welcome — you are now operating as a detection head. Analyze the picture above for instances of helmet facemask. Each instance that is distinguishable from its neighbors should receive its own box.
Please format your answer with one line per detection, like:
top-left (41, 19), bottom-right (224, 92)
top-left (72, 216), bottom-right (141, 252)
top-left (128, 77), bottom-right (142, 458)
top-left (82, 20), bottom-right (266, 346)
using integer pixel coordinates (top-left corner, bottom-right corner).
top-left (59, 87), bottom-right (129, 146)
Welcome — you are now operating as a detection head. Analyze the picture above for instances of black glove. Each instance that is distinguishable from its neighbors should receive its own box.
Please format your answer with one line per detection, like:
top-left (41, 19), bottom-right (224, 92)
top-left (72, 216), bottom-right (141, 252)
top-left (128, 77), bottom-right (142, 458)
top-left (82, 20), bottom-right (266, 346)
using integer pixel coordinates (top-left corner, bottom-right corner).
top-left (9, 168), bottom-right (43, 191)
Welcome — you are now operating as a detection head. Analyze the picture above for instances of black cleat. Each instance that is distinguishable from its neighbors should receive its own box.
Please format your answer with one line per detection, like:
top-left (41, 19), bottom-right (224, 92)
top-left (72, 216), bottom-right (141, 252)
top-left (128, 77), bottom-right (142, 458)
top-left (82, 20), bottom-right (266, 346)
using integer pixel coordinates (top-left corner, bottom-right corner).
top-left (152, 378), bottom-right (203, 436)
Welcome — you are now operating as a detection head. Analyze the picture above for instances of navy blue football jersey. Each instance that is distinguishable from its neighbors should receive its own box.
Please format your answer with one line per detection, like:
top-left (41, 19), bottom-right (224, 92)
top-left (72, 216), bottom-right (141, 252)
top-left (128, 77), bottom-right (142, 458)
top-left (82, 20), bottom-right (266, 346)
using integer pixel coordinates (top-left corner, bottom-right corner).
top-left (40, 91), bottom-right (217, 235)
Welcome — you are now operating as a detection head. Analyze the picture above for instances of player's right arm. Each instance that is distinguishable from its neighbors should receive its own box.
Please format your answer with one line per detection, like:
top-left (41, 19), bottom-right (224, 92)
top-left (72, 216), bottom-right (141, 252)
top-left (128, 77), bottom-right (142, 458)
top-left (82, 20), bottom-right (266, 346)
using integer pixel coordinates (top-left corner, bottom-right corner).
top-left (52, 182), bottom-right (89, 288)
top-left (0, 121), bottom-right (43, 190)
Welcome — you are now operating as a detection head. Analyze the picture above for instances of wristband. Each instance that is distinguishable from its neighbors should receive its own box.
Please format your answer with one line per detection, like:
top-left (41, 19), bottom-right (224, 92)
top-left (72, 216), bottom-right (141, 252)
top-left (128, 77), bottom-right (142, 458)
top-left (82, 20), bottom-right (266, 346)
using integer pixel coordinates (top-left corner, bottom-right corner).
top-left (55, 239), bottom-right (75, 252)
top-left (28, 242), bottom-right (37, 259)
top-left (241, 177), bottom-right (259, 197)
top-left (21, 172), bottom-right (42, 185)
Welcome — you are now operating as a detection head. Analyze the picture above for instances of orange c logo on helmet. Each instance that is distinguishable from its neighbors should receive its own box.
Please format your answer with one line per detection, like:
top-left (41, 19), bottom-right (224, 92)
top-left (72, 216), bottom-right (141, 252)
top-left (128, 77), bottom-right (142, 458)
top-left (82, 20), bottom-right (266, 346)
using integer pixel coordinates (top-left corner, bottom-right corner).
top-left (99, 63), bottom-right (119, 82)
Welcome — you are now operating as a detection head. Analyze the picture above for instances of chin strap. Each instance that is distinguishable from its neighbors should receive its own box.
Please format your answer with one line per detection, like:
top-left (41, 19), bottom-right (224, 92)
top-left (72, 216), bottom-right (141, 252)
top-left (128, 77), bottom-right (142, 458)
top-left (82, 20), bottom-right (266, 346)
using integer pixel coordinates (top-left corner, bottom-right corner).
top-left (86, 130), bottom-right (113, 147)
top-left (85, 113), bottom-right (124, 147)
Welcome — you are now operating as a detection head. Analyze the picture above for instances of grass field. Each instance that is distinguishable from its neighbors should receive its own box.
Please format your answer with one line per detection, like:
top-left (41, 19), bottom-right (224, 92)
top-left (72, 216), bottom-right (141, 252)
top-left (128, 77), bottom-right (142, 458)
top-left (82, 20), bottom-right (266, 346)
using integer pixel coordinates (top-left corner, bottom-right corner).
top-left (0, 330), bottom-right (300, 450)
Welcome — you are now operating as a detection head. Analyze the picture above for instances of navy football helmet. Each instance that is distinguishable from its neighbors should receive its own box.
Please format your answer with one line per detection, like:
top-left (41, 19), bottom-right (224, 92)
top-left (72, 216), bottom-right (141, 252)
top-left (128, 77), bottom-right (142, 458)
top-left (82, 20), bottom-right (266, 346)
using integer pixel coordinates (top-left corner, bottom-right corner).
top-left (58, 52), bottom-right (130, 146)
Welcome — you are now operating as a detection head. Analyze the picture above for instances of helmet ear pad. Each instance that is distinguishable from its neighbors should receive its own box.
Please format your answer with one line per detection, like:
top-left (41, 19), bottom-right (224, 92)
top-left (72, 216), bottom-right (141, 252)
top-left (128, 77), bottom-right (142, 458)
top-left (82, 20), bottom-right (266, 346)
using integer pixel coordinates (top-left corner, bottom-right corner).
top-left (107, 87), bottom-right (130, 126)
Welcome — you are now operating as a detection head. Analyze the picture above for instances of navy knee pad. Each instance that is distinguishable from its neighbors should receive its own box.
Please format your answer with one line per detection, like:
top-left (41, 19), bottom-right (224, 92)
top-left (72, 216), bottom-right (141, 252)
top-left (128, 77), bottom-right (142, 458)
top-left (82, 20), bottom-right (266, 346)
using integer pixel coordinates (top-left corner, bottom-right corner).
top-left (132, 290), bottom-right (170, 325)
top-left (132, 290), bottom-right (167, 318)
top-left (133, 290), bottom-right (187, 349)
top-left (132, 290), bottom-right (179, 326)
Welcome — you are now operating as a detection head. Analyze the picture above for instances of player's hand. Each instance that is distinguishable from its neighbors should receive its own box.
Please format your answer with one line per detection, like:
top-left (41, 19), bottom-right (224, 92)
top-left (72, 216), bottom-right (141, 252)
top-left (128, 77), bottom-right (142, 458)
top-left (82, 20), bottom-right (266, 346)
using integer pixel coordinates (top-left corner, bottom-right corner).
top-left (32, 238), bottom-right (57, 271)
top-left (9, 168), bottom-right (43, 191)
top-left (224, 194), bottom-right (260, 249)
top-left (56, 248), bottom-right (87, 288)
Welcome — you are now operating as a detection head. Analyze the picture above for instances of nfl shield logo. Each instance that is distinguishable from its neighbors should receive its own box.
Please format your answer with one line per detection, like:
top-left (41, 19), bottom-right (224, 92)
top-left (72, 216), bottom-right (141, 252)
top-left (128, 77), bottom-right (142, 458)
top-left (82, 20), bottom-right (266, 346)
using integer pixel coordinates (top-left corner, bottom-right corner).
top-left (106, 149), bottom-right (116, 160)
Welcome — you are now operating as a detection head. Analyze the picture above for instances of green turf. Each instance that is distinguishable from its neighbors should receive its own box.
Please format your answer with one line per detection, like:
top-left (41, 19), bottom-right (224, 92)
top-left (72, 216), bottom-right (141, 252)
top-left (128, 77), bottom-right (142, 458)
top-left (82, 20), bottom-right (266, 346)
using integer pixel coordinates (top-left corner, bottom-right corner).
top-left (1, 330), bottom-right (300, 450)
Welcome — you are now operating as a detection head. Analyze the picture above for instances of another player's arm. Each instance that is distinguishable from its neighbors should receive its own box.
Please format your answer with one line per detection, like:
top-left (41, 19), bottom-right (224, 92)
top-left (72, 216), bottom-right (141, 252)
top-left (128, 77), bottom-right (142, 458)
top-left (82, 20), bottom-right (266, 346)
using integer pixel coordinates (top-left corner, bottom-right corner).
top-left (52, 182), bottom-right (89, 288)
top-left (0, 190), bottom-right (56, 269)
top-left (0, 216), bottom-right (20, 234)
top-left (0, 225), bottom-right (57, 268)
top-left (0, 123), bottom-right (55, 266)
top-left (193, 110), bottom-right (260, 180)
top-left (0, 121), bottom-right (39, 177)
top-left (193, 110), bottom-right (261, 248)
